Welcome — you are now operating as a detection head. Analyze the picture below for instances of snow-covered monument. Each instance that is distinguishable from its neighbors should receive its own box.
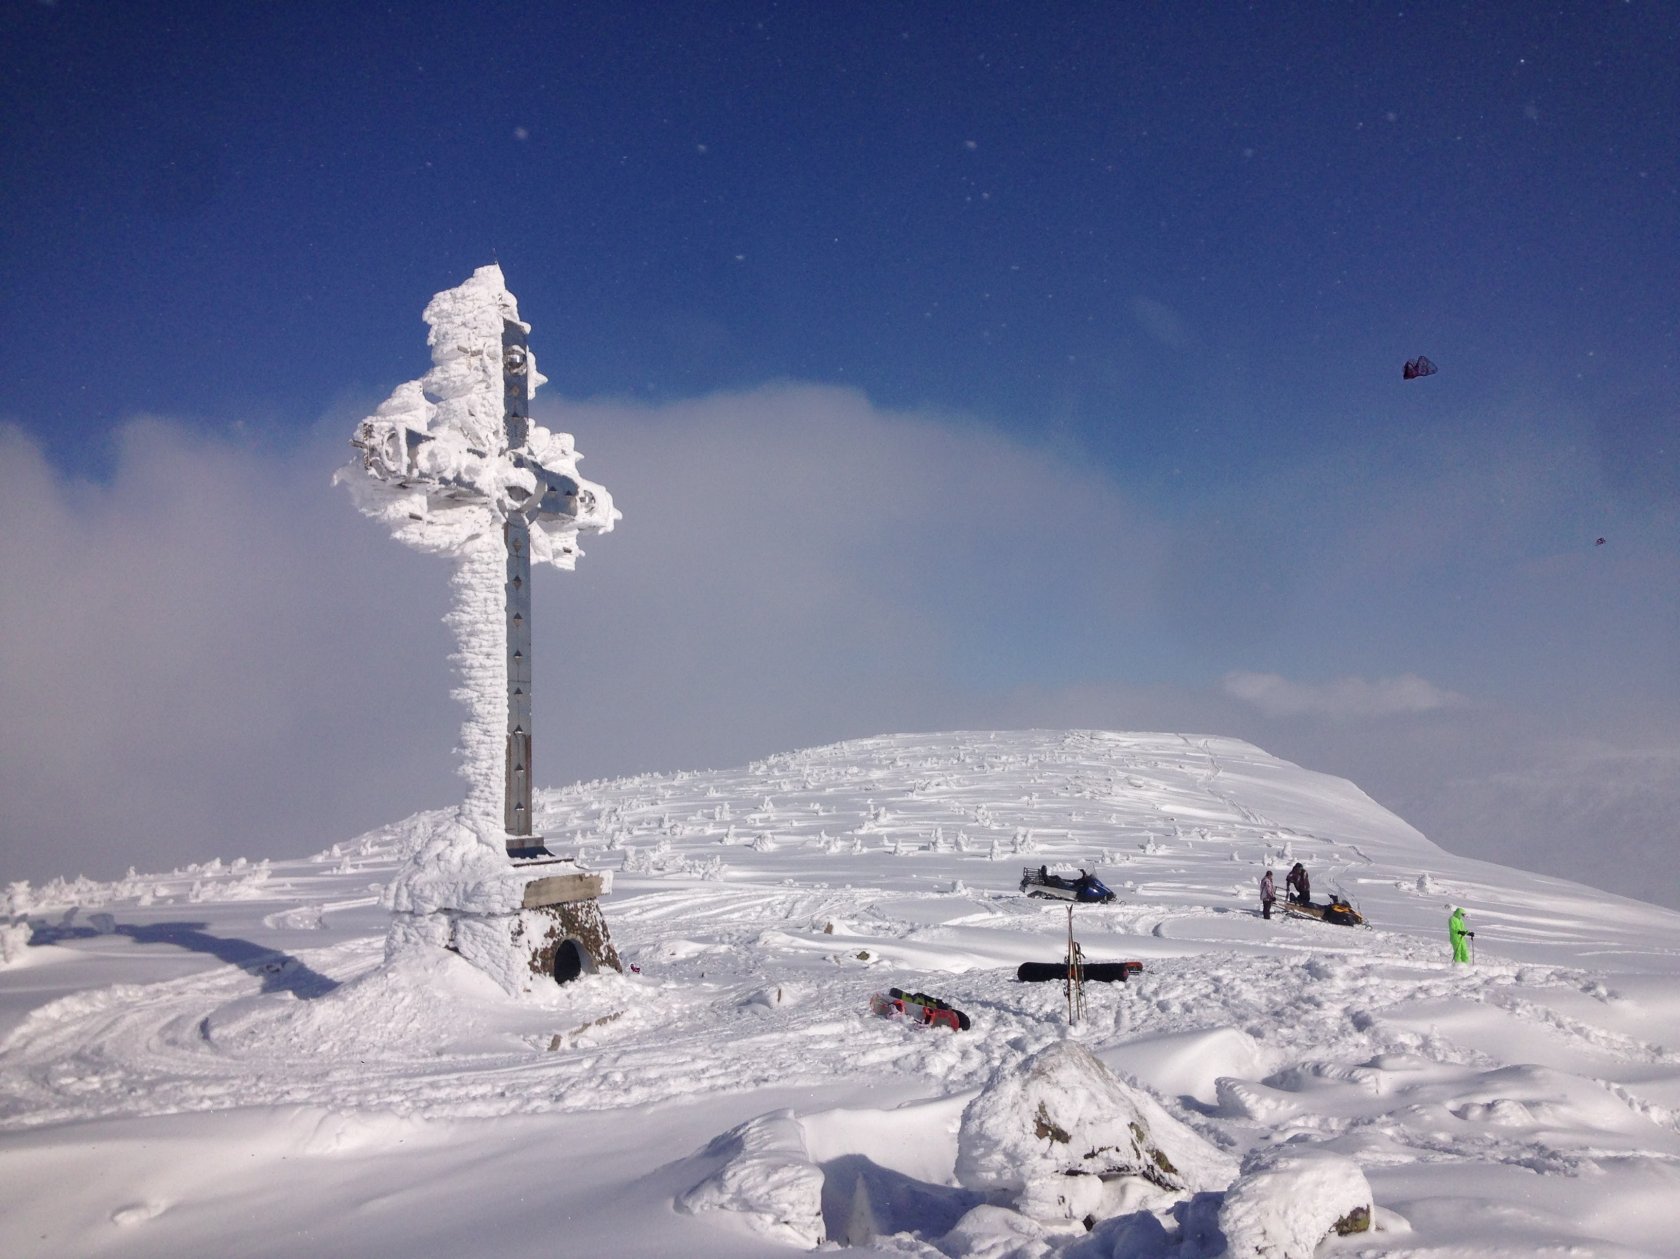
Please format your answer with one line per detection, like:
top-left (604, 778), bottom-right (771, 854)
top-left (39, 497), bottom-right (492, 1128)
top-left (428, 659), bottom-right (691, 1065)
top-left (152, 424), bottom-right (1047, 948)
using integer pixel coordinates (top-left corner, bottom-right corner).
top-left (336, 265), bottom-right (621, 992)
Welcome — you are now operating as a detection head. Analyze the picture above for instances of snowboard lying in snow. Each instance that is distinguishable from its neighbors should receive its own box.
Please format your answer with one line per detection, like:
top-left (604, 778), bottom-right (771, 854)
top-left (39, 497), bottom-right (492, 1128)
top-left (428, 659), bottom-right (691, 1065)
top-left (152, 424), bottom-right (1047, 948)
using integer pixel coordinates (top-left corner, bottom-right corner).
top-left (1016, 960), bottom-right (1144, 983)
top-left (1019, 865), bottom-right (1118, 903)
top-left (1284, 897), bottom-right (1364, 926)
top-left (870, 988), bottom-right (971, 1031)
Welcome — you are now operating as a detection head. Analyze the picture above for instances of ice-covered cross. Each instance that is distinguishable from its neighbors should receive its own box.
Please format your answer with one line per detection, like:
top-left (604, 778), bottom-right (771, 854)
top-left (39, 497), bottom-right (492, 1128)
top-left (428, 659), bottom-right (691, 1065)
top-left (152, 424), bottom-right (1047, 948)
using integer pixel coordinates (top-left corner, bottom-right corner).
top-left (338, 266), bottom-right (617, 859)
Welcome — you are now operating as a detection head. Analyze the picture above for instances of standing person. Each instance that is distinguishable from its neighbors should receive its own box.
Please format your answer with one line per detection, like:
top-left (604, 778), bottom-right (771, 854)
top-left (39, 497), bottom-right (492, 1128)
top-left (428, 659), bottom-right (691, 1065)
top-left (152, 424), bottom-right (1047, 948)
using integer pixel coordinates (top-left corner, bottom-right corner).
top-left (1286, 862), bottom-right (1311, 906)
top-left (1260, 869), bottom-right (1276, 920)
top-left (1449, 906), bottom-right (1474, 963)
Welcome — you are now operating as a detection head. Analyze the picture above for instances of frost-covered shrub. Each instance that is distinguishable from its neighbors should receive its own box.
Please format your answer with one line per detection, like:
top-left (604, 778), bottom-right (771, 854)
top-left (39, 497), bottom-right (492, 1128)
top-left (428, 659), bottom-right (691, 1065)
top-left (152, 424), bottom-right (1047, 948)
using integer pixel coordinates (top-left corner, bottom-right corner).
top-left (1, 920), bottom-right (33, 965)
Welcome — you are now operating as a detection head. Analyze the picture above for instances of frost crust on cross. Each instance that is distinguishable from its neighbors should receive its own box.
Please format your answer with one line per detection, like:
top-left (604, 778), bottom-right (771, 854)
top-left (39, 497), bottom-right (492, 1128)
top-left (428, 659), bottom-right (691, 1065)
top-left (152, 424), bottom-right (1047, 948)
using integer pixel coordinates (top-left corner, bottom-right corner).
top-left (335, 265), bottom-right (618, 926)
top-left (337, 264), bottom-right (617, 563)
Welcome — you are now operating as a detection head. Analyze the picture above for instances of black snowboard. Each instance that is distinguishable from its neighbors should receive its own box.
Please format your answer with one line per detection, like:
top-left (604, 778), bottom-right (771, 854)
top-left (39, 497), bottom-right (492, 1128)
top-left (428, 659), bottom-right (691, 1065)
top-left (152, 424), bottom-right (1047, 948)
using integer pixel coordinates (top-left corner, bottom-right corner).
top-left (1016, 961), bottom-right (1143, 984)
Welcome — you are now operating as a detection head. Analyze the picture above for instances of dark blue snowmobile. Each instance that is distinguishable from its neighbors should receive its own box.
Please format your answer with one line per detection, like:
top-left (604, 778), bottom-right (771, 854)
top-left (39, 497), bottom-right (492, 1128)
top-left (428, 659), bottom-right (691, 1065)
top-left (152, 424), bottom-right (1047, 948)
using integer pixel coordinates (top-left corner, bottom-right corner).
top-left (1019, 865), bottom-right (1117, 904)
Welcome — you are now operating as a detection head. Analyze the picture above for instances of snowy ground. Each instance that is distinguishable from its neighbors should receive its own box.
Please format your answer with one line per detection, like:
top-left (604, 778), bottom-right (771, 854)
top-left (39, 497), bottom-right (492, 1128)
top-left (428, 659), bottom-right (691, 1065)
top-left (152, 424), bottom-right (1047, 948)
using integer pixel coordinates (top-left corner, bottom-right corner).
top-left (3, 730), bottom-right (1679, 1257)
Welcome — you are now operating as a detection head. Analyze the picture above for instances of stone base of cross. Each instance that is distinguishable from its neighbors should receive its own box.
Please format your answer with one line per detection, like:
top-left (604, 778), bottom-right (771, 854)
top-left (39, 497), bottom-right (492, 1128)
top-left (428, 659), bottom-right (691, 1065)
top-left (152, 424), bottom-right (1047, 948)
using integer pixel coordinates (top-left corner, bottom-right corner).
top-left (385, 858), bottom-right (623, 994)
top-left (338, 265), bottom-right (623, 992)
top-left (439, 862), bottom-right (623, 991)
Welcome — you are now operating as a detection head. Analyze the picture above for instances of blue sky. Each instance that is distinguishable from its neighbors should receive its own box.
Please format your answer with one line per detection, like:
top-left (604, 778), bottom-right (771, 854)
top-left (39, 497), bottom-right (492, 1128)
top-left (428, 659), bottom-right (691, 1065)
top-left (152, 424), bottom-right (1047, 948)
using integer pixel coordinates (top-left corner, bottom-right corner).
top-left (2, 2), bottom-right (1677, 903)
top-left (7, 2), bottom-right (1673, 462)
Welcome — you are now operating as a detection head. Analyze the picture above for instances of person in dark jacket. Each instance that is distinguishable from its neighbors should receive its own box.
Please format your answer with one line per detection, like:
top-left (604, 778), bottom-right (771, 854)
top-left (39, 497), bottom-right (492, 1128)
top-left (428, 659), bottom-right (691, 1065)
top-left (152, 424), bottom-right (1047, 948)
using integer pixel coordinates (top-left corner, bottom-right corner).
top-left (1286, 862), bottom-right (1311, 906)
top-left (1259, 869), bottom-right (1276, 920)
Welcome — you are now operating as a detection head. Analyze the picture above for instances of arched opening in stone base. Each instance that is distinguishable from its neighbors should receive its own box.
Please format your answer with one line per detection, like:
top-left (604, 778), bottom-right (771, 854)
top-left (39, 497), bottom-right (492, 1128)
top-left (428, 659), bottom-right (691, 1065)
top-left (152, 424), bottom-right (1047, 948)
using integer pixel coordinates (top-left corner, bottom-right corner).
top-left (551, 937), bottom-right (594, 985)
top-left (522, 898), bottom-right (622, 988)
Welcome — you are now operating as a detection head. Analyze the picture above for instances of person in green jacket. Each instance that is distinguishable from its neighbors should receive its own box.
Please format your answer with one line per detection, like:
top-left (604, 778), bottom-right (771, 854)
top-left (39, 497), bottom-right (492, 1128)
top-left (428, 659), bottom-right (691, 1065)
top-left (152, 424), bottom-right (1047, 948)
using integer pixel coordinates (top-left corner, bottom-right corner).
top-left (1449, 906), bottom-right (1474, 963)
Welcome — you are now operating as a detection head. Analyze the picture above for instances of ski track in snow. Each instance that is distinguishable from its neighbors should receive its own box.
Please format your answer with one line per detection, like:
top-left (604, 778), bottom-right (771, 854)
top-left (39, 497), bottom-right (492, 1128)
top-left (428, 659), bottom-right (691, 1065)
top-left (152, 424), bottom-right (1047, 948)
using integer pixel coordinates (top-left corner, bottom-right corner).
top-left (4, 729), bottom-right (1680, 1257)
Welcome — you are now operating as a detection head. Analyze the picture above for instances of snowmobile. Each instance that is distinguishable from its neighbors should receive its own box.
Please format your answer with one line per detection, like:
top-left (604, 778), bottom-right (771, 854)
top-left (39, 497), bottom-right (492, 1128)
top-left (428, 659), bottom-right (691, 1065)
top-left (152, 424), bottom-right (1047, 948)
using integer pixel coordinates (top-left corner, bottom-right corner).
top-left (1020, 865), bottom-right (1117, 904)
top-left (1283, 895), bottom-right (1364, 927)
top-left (869, 987), bottom-right (970, 1031)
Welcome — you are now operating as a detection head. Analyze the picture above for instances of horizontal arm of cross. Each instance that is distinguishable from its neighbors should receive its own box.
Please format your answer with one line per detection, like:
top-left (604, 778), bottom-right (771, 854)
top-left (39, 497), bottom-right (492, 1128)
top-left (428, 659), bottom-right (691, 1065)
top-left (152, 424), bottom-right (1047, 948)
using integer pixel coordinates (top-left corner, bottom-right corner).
top-left (508, 451), bottom-right (592, 520)
top-left (350, 420), bottom-right (590, 522)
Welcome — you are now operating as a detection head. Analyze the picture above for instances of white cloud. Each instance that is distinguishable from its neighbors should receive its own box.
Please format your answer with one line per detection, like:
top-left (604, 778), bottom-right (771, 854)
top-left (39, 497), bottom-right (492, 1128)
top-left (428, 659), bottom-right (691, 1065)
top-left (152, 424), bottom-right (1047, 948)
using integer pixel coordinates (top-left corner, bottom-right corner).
top-left (3, 384), bottom-right (1677, 908)
top-left (526, 384), bottom-right (1170, 772)
top-left (1221, 670), bottom-right (1470, 719)
top-left (0, 389), bottom-right (1166, 884)
top-left (0, 418), bottom-right (458, 885)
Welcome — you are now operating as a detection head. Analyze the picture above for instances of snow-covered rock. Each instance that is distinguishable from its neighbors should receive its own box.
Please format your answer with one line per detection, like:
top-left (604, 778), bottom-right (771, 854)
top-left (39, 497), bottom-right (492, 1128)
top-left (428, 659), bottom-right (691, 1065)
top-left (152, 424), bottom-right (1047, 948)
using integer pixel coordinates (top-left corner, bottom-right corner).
top-left (676, 1110), bottom-right (826, 1248)
top-left (955, 1039), bottom-right (1235, 1225)
top-left (938, 1204), bottom-right (1055, 1259)
top-left (1216, 1142), bottom-right (1373, 1258)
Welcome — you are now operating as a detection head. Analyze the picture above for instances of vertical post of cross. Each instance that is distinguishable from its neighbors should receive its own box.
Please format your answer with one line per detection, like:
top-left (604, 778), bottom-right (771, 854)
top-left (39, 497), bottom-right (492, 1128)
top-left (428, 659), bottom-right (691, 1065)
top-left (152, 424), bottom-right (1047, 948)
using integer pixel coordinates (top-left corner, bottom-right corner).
top-left (501, 319), bottom-right (541, 858)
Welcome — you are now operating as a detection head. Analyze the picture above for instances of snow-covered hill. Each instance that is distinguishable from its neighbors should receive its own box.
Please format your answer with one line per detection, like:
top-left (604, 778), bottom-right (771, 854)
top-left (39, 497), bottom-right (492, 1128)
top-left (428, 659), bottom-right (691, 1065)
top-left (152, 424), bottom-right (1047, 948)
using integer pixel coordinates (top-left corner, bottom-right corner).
top-left (3, 730), bottom-right (1679, 1257)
